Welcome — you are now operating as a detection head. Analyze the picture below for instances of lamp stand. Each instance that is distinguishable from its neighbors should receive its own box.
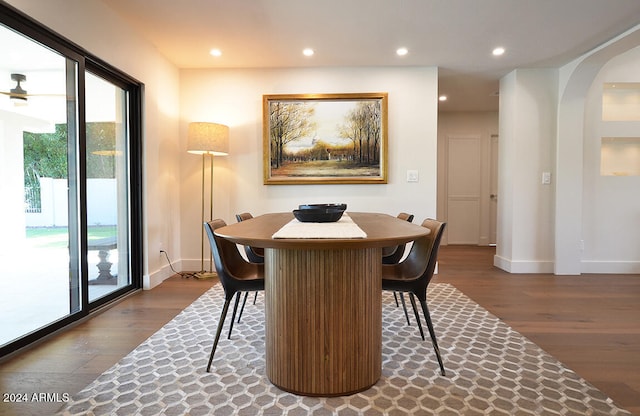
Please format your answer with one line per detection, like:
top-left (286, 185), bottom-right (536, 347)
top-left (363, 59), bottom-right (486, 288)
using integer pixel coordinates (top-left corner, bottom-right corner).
top-left (187, 121), bottom-right (228, 278)
top-left (195, 152), bottom-right (216, 279)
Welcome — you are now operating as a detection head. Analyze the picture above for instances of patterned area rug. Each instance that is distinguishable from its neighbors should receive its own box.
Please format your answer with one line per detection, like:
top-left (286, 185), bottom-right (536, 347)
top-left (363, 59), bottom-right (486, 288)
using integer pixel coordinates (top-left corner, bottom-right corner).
top-left (57, 283), bottom-right (631, 415)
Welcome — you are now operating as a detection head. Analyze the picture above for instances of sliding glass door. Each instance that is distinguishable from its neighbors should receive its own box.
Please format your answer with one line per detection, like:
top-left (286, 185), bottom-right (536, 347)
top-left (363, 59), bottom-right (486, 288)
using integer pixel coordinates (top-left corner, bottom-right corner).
top-left (0, 7), bottom-right (142, 356)
top-left (85, 72), bottom-right (131, 302)
top-left (0, 24), bottom-right (79, 347)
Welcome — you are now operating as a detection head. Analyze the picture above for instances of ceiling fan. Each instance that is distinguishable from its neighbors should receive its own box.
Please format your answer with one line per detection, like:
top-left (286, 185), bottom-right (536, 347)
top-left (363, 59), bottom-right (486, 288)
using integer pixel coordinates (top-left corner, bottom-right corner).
top-left (1, 73), bottom-right (64, 103)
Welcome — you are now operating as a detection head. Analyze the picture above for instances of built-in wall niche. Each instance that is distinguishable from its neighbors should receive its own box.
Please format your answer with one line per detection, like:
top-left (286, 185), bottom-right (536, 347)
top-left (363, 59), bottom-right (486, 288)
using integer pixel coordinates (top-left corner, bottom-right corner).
top-left (601, 137), bottom-right (640, 176)
top-left (602, 82), bottom-right (640, 121)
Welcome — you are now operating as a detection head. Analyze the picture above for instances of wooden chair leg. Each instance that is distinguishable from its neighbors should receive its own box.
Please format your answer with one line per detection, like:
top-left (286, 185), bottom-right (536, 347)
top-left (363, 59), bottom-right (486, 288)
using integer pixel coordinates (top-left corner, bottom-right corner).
top-left (207, 298), bottom-right (232, 372)
top-left (419, 299), bottom-right (446, 376)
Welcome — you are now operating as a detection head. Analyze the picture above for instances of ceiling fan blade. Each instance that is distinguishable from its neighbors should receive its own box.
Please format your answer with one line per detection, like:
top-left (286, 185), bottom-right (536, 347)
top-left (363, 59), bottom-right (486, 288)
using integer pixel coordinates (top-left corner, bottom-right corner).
top-left (3, 74), bottom-right (66, 99)
top-left (25, 93), bottom-right (66, 97)
top-left (1, 90), bottom-right (66, 98)
top-left (0, 90), bottom-right (26, 100)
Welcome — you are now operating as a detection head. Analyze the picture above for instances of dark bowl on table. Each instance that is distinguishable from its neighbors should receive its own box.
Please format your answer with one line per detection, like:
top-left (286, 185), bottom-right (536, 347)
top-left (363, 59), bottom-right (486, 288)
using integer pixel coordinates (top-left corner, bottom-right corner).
top-left (293, 207), bottom-right (345, 223)
top-left (298, 203), bottom-right (347, 211)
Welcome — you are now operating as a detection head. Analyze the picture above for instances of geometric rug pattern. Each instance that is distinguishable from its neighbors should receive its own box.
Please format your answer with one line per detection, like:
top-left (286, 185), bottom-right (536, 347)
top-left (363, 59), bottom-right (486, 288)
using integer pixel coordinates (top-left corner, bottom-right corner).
top-left (56, 283), bottom-right (632, 415)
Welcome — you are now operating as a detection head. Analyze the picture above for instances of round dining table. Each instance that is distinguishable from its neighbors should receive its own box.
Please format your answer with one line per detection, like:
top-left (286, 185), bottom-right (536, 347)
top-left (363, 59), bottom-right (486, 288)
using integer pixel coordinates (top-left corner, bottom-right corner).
top-left (214, 212), bottom-right (430, 396)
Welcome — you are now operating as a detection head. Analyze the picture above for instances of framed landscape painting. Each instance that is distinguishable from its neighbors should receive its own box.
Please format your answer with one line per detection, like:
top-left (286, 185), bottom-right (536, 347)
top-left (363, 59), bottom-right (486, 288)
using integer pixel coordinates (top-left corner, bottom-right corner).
top-left (263, 92), bottom-right (388, 184)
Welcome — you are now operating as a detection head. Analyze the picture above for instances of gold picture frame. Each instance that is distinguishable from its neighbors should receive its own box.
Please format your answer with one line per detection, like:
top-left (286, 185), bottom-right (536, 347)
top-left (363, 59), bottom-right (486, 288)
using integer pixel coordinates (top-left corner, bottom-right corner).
top-left (263, 92), bottom-right (388, 185)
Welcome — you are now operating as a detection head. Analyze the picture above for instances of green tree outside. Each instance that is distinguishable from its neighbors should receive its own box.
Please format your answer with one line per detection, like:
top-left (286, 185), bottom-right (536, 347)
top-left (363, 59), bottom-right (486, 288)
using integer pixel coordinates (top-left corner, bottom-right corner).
top-left (23, 122), bottom-right (117, 211)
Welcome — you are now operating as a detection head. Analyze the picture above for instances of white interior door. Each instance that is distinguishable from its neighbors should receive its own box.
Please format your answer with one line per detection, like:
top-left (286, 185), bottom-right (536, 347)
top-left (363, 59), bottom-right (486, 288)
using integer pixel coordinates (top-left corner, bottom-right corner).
top-left (446, 136), bottom-right (481, 244)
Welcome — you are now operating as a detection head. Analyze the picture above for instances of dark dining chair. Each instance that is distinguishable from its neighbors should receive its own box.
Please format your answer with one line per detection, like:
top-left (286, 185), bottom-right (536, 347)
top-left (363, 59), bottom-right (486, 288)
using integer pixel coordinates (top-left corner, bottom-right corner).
top-left (382, 218), bottom-right (447, 376)
top-left (235, 213), bottom-right (265, 263)
top-left (234, 213), bottom-right (264, 324)
top-left (383, 212), bottom-right (415, 326)
top-left (204, 219), bottom-right (265, 372)
top-left (382, 212), bottom-right (415, 264)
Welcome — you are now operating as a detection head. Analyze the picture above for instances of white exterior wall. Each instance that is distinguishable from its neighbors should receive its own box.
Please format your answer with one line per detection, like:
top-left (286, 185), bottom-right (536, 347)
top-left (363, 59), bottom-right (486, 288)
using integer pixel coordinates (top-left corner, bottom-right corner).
top-left (26, 178), bottom-right (118, 227)
top-left (0, 114), bottom-right (53, 254)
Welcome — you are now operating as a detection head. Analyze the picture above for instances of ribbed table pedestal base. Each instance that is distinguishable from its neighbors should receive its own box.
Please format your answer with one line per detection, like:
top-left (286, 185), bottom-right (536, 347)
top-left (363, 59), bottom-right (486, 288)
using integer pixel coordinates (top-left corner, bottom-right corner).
top-left (264, 247), bottom-right (382, 396)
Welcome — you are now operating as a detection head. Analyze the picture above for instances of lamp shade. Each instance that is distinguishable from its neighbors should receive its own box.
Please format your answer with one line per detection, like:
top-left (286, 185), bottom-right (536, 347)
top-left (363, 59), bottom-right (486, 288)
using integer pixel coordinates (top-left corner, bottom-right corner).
top-left (187, 122), bottom-right (229, 156)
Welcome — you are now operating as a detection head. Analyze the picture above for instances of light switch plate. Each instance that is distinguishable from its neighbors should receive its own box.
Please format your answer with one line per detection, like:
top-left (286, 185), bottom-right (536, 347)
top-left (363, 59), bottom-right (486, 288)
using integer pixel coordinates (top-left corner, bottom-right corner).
top-left (407, 170), bottom-right (419, 182)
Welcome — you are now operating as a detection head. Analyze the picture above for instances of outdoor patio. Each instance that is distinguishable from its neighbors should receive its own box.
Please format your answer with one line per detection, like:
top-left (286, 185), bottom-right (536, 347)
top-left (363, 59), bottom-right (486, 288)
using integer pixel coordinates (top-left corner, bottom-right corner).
top-left (0, 239), bottom-right (119, 347)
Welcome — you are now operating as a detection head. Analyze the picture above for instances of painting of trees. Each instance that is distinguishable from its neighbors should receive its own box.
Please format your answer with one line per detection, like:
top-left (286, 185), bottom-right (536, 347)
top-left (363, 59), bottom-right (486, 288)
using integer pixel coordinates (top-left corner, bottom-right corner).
top-left (269, 101), bottom-right (316, 169)
top-left (264, 93), bottom-right (387, 184)
top-left (339, 101), bottom-right (381, 165)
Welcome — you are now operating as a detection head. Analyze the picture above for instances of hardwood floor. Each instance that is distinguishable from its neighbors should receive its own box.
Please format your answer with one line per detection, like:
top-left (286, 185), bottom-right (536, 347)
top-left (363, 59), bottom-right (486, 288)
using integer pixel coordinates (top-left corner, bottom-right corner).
top-left (0, 246), bottom-right (638, 415)
top-left (0, 276), bottom-right (216, 416)
top-left (435, 246), bottom-right (640, 416)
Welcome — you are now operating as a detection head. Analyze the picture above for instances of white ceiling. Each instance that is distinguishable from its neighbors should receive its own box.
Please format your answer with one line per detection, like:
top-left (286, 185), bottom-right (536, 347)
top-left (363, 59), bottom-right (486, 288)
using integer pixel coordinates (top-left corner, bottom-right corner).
top-left (79, 1), bottom-right (640, 110)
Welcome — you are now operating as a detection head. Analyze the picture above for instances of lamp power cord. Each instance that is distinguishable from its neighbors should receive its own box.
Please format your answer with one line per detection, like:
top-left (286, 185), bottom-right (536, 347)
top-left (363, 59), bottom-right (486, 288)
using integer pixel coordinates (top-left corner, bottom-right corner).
top-left (160, 250), bottom-right (198, 279)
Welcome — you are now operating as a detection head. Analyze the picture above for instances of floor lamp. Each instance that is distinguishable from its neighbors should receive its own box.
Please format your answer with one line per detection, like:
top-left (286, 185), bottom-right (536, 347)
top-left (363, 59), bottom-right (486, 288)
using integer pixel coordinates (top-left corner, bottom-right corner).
top-left (187, 122), bottom-right (229, 279)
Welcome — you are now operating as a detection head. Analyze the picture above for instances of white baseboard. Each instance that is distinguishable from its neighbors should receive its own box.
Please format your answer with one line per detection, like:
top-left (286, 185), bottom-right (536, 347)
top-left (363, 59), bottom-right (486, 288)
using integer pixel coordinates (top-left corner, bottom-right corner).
top-left (144, 262), bottom-right (177, 290)
top-left (494, 255), bottom-right (640, 274)
top-left (581, 260), bottom-right (640, 274)
top-left (493, 255), bottom-right (555, 273)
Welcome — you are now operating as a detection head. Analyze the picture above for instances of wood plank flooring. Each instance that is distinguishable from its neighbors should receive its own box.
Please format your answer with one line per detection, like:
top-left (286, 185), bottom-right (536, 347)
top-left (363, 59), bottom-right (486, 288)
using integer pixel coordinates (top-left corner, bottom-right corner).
top-left (434, 246), bottom-right (640, 416)
top-left (0, 276), bottom-right (215, 416)
top-left (0, 245), bottom-right (638, 415)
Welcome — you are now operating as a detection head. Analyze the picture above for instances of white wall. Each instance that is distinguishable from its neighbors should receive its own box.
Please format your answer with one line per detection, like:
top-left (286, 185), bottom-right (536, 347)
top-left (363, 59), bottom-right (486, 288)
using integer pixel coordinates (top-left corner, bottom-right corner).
top-left (582, 46), bottom-right (640, 272)
top-left (179, 67), bottom-right (439, 270)
top-left (554, 24), bottom-right (640, 274)
top-left (7, 0), bottom-right (182, 288)
top-left (498, 25), bottom-right (640, 275)
top-left (495, 69), bottom-right (558, 273)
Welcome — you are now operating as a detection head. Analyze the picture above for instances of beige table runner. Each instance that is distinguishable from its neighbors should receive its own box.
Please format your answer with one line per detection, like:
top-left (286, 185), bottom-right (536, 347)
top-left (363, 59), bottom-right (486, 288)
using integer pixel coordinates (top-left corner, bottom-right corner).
top-left (272, 213), bottom-right (367, 239)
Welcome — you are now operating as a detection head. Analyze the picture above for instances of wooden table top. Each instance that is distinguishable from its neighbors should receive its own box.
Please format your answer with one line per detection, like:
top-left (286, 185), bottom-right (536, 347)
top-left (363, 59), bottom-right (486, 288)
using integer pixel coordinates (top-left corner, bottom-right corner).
top-left (214, 212), bottom-right (430, 249)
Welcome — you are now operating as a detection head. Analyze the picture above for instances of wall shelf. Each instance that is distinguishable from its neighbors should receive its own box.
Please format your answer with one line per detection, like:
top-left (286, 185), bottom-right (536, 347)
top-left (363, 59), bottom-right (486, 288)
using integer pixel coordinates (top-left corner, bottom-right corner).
top-left (600, 137), bottom-right (640, 176)
top-left (601, 83), bottom-right (640, 176)
top-left (603, 82), bottom-right (640, 121)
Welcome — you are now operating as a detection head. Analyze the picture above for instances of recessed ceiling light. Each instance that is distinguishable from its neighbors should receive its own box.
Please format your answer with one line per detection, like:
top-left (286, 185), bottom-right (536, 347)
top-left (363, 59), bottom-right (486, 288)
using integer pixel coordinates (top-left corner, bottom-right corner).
top-left (210, 48), bottom-right (222, 57)
top-left (439, 95), bottom-right (448, 101)
top-left (492, 47), bottom-right (505, 56)
top-left (303, 48), bottom-right (314, 57)
top-left (396, 47), bottom-right (408, 56)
